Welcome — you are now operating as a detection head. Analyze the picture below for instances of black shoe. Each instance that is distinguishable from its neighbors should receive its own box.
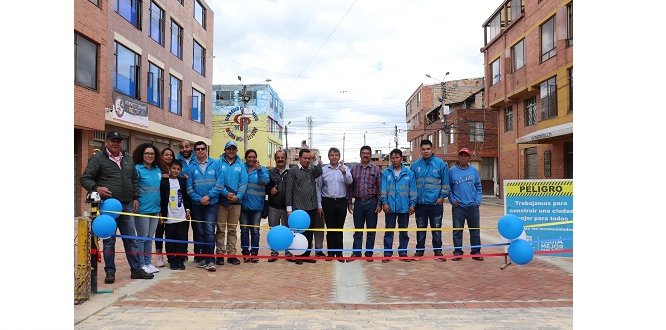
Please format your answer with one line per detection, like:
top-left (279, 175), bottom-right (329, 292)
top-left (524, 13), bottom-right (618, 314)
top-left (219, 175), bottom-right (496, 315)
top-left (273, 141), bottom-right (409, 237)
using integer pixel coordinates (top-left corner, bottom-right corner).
top-left (472, 256), bottom-right (484, 261)
top-left (382, 259), bottom-right (390, 263)
top-left (452, 255), bottom-right (463, 261)
top-left (178, 262), bottom-right (186, 270)
top-left (434, 252), bottom-right (446, 262)
top-left (399, 256), bottom-right (412, 262)
top-left (303, 258), bottom-right (317, 263)
top-left (216, 258), bottom-right (225, 265)
top-left (315, 252), bottom-right (326, 257)
top-left (268, 252), bottom-right (279, 262)
top-left (250, 257), bottom-right (259, 263)
top-left (131, 268), bottom-right (154, 279)
top-left (295, 260), bottom-right (303, 265)
top-left (228, 257), bottom-right (241, 265)
top-left (169, 263), bottom-right (179, 270)
top-left (366, 257), bottom-right (374, 262)
top-left (104, 272), bottom-right (115, 284)
top-left (412, 252), bottom-right (423, 260)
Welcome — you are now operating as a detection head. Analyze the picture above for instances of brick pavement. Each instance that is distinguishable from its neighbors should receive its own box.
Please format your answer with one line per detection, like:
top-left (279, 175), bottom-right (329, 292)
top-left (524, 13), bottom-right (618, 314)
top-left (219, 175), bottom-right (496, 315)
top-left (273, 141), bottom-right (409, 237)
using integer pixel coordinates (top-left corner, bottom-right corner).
top-left (75, 199), bottom-right (573, 328)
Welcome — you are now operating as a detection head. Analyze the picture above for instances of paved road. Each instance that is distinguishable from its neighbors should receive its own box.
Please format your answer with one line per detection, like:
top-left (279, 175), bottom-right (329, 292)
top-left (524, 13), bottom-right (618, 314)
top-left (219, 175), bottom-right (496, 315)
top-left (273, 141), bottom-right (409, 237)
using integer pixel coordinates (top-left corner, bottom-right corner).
top-left (75, 198), bottom-right (573, 329)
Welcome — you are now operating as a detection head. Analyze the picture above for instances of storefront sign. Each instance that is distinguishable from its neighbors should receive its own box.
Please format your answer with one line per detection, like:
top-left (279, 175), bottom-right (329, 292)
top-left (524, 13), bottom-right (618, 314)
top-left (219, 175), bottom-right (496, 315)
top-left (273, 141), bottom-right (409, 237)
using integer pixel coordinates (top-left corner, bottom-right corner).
top-left (112, 92), bottom-right (148, 127)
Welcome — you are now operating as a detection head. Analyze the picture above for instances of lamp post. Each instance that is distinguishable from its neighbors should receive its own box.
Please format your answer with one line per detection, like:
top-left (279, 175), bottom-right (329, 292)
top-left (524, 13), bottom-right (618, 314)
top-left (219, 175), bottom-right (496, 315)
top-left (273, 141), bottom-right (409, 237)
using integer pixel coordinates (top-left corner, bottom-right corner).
top-left (237, 76), bottom-right (271, 151)
top-left (364, 131), bottom-right (367, 146)
top-left (284, 120), bottom-right (291, 162)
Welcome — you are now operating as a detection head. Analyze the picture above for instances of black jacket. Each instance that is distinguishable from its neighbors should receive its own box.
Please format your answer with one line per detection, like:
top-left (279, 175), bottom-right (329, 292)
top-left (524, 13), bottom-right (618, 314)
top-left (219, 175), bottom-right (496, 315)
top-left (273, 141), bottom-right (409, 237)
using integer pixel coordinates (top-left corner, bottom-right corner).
top-left (160, 176), bottom-right (192, 217)
top-left (266, 167), bottom-right (290, 209)
top-left (80, 149), bottom-right (138, 203)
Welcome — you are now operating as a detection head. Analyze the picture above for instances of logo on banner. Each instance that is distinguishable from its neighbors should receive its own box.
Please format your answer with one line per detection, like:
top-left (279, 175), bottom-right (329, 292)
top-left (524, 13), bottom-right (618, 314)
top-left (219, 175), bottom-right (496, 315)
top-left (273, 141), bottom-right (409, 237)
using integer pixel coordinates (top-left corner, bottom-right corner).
top-left (224, 106), bottom-right (259, 142)
top-left (111, 92), bottom-right (148, 127)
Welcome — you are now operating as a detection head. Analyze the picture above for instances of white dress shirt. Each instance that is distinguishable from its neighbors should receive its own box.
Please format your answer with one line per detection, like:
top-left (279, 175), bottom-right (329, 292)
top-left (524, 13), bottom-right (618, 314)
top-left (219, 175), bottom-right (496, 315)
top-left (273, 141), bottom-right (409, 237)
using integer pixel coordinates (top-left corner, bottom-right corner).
top-left (316, 163), bottom-right (353, 208)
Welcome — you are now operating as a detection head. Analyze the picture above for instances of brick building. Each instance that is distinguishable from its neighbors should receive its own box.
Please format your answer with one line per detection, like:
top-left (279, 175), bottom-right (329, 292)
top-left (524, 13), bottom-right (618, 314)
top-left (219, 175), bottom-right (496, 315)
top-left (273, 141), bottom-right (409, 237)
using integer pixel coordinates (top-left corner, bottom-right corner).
top-left (405, 78), bottom-right (499, 195)
top-left (74, 0), bottom-right (214, 215)
top-left (481, 0), bottom-right (573, 196)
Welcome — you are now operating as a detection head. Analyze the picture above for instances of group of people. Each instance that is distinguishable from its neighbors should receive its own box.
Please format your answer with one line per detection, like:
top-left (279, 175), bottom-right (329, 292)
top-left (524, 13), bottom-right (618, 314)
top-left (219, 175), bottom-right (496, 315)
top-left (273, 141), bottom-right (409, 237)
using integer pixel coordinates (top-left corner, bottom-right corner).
top-left (80, 131), bottom-right (483, 283)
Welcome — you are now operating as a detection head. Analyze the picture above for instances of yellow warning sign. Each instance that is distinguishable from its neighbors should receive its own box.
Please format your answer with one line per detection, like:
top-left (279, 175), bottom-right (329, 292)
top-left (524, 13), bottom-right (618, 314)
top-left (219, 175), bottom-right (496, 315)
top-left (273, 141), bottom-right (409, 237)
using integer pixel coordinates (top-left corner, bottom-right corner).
top-left (505, 181), bottom-right (573, 196)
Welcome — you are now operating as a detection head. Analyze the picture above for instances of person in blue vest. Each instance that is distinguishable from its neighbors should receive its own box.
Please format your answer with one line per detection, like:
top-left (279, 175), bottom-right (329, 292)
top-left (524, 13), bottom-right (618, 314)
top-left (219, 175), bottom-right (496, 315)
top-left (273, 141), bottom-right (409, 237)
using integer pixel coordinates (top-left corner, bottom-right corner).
top-left (411, 139), bottom-right (450, 261)
top-left (186, 141), bottom-right (224, 272)
top-left (175, 140), bottom-right (196, 261)
top-left (216, 141), bottom-right (248, 266)
top-left (240, 149), bottom-right (269, 262)
top-left (449, 148), bottom-right (484, 261)
top-left (380, 149), bottom-right (417, 262)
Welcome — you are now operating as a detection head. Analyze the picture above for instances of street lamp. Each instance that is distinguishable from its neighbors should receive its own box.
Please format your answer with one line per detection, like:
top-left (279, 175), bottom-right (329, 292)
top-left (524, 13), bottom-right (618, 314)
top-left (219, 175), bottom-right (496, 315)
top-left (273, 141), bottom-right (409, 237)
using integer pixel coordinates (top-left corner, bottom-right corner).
top-left (284, 120), bottom-right (292, 162)
top-left (237, 76), bottom-right (272, 151)
top-left (364, 131), bottom-right (367, 146)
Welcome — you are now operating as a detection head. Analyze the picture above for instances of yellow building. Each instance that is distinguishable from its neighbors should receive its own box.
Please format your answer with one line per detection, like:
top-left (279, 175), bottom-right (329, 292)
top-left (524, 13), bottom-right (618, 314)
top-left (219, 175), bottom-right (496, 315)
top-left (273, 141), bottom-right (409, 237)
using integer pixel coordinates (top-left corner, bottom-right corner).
top-left (211, 84), bottom-right (284, 166)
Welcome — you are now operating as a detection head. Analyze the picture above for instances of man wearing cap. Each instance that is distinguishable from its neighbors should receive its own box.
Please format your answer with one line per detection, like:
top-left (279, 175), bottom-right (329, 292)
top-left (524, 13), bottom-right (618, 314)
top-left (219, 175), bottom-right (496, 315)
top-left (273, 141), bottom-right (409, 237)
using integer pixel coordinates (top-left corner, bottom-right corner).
top-left (80, 131), bottom-right (154, 282)
top-left (449, 148), bottom-right (484, 261)
top-left (216, 141), bottom-right (248, 265)
top-left (411, 139), bottom-right (450, 261)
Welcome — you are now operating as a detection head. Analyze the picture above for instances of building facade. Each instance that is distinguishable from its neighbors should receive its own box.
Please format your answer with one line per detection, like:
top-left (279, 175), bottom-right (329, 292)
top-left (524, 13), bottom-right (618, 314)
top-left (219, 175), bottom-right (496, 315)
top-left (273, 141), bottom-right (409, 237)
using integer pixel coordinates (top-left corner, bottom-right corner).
top-left (481, 0), bottom-right (573, 196)
top-left (405, 78), bottom-right (499, 195)
top-left (74, 0), bottom-right (214, 215)
top-left (211, 84), bottom-right (284, 167)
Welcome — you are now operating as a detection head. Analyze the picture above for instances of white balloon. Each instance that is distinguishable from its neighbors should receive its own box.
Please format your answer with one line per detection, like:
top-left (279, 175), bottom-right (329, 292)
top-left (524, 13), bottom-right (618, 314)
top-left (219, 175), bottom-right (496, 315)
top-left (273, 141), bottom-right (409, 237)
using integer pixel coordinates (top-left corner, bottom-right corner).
top-left (288, 233), bottom-right (308, 256)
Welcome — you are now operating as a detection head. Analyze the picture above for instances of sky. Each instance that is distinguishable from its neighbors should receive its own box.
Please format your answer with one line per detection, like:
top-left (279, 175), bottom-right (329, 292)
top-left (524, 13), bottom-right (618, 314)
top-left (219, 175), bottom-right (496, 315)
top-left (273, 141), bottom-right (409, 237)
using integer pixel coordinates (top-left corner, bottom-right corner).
top-left (208, 0), bottom-right (500, 162)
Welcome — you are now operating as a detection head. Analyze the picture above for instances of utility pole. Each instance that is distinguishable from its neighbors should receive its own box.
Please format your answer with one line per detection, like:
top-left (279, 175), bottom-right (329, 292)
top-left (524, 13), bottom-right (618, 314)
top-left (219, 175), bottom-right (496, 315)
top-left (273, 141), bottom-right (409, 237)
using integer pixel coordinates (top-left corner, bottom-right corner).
top-left (306, 116), bottom-right (313, 147)
top-left (285, 121), bottom-right (291, 162)
top-left (342, 133), bottom-right (345, 162)
top-left (394, 125), bottom-right (398, 149)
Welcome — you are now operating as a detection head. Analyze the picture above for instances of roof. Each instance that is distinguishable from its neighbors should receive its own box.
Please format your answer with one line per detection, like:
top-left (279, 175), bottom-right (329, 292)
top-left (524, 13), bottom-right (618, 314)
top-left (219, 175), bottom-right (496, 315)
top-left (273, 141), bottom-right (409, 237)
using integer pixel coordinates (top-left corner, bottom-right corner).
top-left (443, 78), bottom-right (484, 105)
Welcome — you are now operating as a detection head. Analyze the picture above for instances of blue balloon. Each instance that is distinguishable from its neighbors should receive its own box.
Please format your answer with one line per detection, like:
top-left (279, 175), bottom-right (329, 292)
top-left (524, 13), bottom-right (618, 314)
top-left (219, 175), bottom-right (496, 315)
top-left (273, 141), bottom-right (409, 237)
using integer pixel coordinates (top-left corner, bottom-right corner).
top-left (497, 214), bottom-right (523, 240)
top-left (508, 239), bottom-right (534, 265)
top-left (267, 225), bottom-right (294, 251)
top-left (92, 214), bottom-right (117, 239)
top-left (288, 210), bottom-right (311, 234)
top-left (100, 198), bottom-right (122, 219)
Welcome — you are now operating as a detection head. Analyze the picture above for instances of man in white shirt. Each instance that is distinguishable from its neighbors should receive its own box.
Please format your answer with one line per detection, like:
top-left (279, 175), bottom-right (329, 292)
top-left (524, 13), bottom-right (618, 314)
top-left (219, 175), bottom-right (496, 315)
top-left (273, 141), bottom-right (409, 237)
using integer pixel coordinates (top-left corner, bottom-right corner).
top-left (316, 147), bottom-right (353, 261)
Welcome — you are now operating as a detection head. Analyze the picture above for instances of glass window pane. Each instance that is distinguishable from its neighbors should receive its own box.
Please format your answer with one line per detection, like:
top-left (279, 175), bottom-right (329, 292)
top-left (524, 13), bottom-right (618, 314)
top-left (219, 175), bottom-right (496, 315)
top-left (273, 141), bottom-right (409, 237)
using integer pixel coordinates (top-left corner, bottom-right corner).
top-left (75, 34), bottom-right (97, 89)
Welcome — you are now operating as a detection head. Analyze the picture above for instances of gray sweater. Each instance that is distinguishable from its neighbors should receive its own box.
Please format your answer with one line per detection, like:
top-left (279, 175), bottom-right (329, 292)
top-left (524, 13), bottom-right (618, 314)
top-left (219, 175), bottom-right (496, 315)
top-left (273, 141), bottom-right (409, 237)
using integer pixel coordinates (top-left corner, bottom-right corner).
top-left (285, 163), bottom-right (322, 211)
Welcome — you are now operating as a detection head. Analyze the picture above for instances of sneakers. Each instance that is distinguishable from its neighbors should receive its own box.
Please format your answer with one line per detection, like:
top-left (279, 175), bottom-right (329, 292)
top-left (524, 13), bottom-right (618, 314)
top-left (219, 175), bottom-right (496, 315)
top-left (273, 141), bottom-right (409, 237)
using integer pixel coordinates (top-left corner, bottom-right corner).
top-left (227, 257), bottom-right (241, 265)
top-left (434, 252), bottom-right (446, 262)
top-left (131, 268), bottom-right (154, 279)
top-left (156, 251), bottom-right (165, 267)
top-left (205, 263), bottom-right (216, 272)
top-left (148, 264), bottom-right (160, 273)
top-left (197, 260), bottom-right (207, 268)
top-left (142, 264), bottom-right (159, 274)
top-left (104, 272), bottom-right (115, 284)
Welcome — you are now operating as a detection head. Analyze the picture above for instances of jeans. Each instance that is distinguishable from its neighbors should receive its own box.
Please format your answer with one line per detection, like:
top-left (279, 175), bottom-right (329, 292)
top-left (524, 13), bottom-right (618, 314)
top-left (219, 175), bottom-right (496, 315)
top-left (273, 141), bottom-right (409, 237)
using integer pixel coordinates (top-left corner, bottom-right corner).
top-left (102, 202), bottom-right (141, 273)
top-left (384, 212), bottom-right (410, 257)
top-left (352, 198), bottom-right (378, 257)
top-left (154, 221), bottom-right (165, 250)
top-left (135, 212), bottom-right (159, 266)
top-left (414, 204), bottom-right (443, 254)
top-left (267, 206), bottom-right (288, 254)
top-left (190, 204), bottom-right (217, 264)
top-left (452, 204), bottom-right (481, 255)
top-left (240, 209), bottom-right (262, 255)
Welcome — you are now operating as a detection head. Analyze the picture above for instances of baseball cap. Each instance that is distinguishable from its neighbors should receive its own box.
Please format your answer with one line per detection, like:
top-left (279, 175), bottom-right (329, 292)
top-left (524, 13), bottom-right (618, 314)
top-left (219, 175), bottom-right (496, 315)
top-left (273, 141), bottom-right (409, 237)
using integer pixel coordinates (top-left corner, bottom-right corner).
top-left (106, 131), bottom-right (124, 140)
top-left (225, 141), bottom-right (238, 149)
top-left (458, 148), bottom-right (472, 156)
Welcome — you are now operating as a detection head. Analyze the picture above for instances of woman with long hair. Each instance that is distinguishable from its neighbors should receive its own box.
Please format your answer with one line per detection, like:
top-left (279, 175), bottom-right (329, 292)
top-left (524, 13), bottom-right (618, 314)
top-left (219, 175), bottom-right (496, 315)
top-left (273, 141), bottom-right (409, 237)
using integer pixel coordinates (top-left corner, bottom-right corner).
top-left (240, 149), bottom-right (269, 262)
top-left (132, 143), bottom-right (163, 274)
top-left (154, 147), bottom-right (175, 267)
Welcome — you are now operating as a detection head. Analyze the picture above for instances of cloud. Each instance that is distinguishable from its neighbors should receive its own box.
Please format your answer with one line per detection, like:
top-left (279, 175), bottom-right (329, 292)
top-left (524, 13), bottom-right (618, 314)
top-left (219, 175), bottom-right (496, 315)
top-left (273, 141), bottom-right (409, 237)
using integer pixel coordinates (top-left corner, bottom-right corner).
top-left (209, 0), bottom-right (499, 161)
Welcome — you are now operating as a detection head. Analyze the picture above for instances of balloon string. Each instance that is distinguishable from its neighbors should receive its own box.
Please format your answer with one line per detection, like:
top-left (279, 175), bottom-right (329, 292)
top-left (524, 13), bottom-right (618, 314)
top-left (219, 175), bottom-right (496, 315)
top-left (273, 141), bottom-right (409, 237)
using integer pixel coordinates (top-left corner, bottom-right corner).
top-left (102, 211), bottom-right (571, 232)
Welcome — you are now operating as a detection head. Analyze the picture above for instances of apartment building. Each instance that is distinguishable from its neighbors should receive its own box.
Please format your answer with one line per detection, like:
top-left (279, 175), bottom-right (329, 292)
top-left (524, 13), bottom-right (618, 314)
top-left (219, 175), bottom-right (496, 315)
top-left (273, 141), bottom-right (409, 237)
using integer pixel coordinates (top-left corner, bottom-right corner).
top-left (481, 0), bottom-right (573, 196)
top-left (74, 0), bottom-right (214, 215)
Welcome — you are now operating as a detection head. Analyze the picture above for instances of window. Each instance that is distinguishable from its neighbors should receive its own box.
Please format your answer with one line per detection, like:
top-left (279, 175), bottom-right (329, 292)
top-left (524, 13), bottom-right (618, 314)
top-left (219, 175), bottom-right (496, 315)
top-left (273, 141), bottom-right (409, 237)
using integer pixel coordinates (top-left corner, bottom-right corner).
top-left (469, 122), bottom-right (484, 142)
top-left (147, 62), bottom-right (163, 108)
top-left (540, 77), bottom-right (557, 120)
top-left (89, 0), bottom-right (100, 6)
top-left (524, 96), bottom-right (537, 126)
top-left (192, 88), bottom-right (204, 123)
top-left (193, 39), bottom-right (205, 76)
top-left (116, 0), bottom-right (142, 29)
top-left (74, 33), bottom-right (98, 90)
top-left (170, 20), bottom-right (183, 59)
top-left (113, 42), bottom-right (140, 98)
top-left (194, 0), bottom-right (206, 28)
top-left (509, 0), bottom-right (522, 22)
top-left (568, 68), bottom-right (573, 113)
top-left (169, 75), bottom-right (182, 115)
top-left (416, 91), bottom-right (421, 105)
top-left (544, 150), bottom-right (552, 177)
top-left (486, 12), bottom-right (501, 43)
top-left (567, 3), bottom-right (573, 47)
top-left (511, 39), bottom-right (525, 72)
top-left (541, 16), bottom-right (556, 62)
top-left (449, 127), bottom-right (455, 144)
top-left (491, 58), bottom-right (501, 85)
top-left (439, 129), bottom-right (446, 147)
top-left (525, 147), bottom-right (537, 179)
top-left (504, 106), bottom-right (514, 132)
top-left (149, 1), bottom-right (165, 46)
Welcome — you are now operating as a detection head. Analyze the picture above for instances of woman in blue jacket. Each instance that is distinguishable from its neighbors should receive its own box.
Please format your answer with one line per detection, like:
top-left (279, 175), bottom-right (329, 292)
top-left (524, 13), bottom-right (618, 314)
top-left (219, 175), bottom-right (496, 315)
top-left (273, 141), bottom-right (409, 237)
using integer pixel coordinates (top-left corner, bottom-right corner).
top-left (132, 143), bottom-right (163, 274)
top-left (240, 149), bottom-right (269, 262)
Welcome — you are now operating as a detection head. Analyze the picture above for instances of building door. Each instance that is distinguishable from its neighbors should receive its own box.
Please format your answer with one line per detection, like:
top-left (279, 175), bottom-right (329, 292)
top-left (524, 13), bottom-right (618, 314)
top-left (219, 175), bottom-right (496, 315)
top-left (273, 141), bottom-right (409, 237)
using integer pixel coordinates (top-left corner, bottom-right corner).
top-left (524, 147), bottom-right (537, 179)
top-left (564, 142), bottom-right (573, 179)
